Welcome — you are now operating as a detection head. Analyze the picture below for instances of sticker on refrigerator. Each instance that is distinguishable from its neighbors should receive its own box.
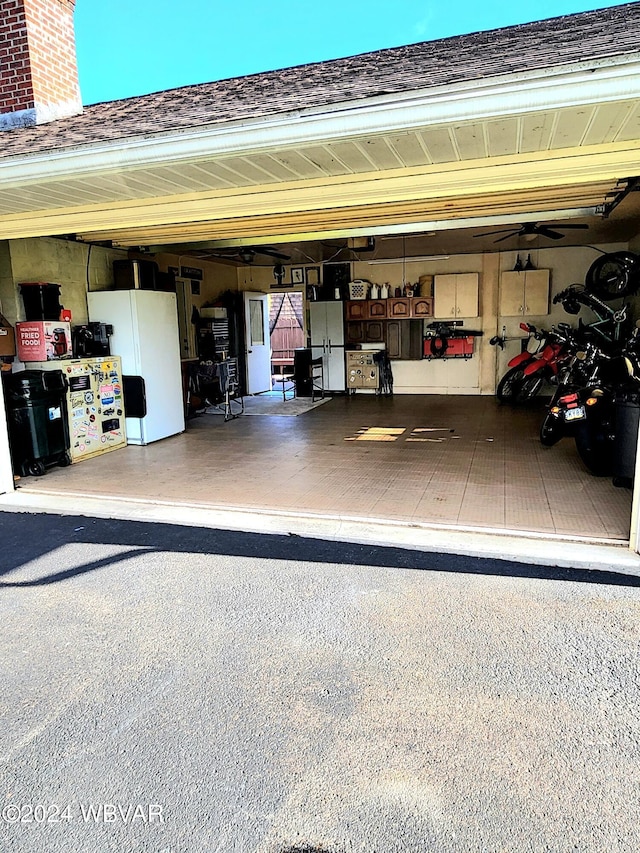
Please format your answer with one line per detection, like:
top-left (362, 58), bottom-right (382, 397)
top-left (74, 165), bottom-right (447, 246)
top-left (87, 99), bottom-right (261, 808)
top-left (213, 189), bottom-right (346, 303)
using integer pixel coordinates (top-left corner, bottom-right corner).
top-left (100, 384), bottom-right (114, 406)
top-left (69, 375), bottom-right (91, 392)
top-left (48, 406), bottom-right (61, 420)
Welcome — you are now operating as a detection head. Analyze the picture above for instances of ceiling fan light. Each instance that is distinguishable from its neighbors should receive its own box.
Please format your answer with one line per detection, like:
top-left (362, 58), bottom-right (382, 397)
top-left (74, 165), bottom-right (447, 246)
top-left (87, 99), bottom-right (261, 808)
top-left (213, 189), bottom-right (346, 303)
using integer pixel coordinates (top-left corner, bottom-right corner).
top-left (524, 232), bottom-right (538, 242)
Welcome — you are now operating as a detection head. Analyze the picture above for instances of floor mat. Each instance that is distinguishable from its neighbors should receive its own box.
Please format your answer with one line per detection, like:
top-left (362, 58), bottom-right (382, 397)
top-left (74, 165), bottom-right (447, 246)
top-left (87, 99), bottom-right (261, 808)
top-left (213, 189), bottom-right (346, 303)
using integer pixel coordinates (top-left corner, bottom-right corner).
top-left (241, 395), bottom-right (332, 416)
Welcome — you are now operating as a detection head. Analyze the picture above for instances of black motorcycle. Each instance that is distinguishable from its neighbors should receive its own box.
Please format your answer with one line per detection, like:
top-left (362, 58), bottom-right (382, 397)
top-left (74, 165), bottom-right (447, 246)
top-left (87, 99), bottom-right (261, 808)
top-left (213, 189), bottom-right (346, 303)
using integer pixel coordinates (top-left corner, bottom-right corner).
top-left (540, 325), bottom-right (640, 476)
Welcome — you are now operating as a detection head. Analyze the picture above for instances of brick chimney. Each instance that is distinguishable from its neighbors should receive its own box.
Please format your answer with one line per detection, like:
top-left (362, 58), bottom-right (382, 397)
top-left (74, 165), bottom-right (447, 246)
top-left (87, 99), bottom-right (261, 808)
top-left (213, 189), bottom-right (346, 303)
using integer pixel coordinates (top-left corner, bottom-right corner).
top-left (0, 0), bottom-right (82, 130)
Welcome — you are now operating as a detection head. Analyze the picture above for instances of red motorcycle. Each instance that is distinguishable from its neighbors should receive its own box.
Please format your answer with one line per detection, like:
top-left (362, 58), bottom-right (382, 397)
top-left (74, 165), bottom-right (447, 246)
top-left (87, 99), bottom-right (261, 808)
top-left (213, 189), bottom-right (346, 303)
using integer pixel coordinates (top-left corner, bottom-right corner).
top-left (495, 323), bottom-right (571, 404)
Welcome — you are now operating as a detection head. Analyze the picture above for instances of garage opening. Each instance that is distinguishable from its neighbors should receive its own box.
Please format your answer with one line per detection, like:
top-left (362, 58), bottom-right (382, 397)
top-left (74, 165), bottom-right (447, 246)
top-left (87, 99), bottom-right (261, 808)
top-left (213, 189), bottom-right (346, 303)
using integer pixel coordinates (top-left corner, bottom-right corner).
top-left (2, 206), bottom-right (638, 547)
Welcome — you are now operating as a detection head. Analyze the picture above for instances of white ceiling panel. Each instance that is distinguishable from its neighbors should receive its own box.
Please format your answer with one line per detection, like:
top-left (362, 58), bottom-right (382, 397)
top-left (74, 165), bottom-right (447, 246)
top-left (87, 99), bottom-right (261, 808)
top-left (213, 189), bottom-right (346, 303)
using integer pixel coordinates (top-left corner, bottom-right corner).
top-left (453, 123), bottom-right (487, 160)
top-left (264, 150), bottom-right (327, 180)
top-left (419, 128), bottom-right (457, 163)
top-left (486, 119), bottom-right (519, 157)
top-left (583, 101), bottom-right (636, 145)
top-left (325, 141), bottom-right (373, 172)
top-left (616, 101), bottom-right (640, 141)
top-left (358, 138), bottom-right (404, 170)
top-left (387, 133), bottom-right (430, 167)
top-left (299, 145), bottom-right (352, 174)
top-left (240, 154), bottom-right (300, 182)
top-left (551, 107), bottom-right (594, 148)
top-left (519, 112), bottom-right (556, 153)
top-left (212, 157), bottom-right (279, 185)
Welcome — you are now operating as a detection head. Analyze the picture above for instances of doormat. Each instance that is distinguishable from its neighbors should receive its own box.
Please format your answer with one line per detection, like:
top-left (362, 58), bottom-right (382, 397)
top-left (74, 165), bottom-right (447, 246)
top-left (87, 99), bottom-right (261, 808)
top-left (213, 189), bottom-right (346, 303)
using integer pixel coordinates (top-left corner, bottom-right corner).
top-left (242, 395), bottom-right (332, 416)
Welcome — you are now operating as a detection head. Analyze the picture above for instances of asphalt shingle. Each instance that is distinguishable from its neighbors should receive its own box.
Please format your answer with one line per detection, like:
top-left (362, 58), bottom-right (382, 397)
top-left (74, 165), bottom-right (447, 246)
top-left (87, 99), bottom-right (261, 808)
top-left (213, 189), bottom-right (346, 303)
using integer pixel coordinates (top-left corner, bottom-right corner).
top-left (1, 3), bottom-right (639, 159)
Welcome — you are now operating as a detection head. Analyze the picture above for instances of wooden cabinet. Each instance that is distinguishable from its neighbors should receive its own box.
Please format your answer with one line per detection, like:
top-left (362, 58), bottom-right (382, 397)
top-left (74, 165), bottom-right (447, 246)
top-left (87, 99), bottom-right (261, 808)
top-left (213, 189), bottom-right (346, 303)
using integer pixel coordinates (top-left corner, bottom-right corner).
top-left (364, 320), bottom-right (384, 342)
top-left (410, 296), bottom-right (433, 318)
top-left (433, 273), bottom-right (479, 319)
top-left (499, 269), bottom-right (550, 316)
top-left (345, 297), bottom-right (431, 358)
top-left (385, 319), bottom-right (423, 360)
top-left (346, 321), bottom-right (365, 344)
top-left (388, 298), bottom-right (411, 317)
top-left (366, 299), bottom-right (387, 319)
top-left (346, 300), bottom-right (367, 321)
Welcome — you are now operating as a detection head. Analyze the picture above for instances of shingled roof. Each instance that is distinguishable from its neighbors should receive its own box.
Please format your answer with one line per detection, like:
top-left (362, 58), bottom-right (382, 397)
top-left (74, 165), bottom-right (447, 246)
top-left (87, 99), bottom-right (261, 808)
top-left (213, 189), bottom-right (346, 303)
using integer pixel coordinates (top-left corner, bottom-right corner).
top-left (2, 2), bottom-right (640, 160)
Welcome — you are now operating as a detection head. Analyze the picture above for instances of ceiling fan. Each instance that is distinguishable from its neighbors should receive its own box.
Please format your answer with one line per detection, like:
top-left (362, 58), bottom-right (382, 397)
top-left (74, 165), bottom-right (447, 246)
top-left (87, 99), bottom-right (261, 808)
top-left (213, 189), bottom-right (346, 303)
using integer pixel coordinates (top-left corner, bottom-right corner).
top-left (209, 245), bottom-right (291, 264)
top-left (476, 222), bottom-right (589, 243)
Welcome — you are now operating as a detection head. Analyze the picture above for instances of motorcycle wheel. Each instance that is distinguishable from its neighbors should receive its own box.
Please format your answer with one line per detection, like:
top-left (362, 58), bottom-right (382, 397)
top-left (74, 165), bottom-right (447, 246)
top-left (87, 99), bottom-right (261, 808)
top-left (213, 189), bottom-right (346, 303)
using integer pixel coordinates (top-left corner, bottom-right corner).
top-left (540, 413), bottom-right (561, 446)
top-left (574, 421), bottom-right (614, 476)
top-left (496, 366), bottom-right (543, 404)
top-left (585, 251), bottom-right (640, 300)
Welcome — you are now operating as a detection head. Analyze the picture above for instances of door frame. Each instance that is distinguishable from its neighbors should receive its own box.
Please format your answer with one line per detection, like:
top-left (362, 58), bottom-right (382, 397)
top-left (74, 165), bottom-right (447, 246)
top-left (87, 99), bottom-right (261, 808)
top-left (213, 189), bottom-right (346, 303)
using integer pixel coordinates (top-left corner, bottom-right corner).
top-left (243, 291), bottom-right (271, 395)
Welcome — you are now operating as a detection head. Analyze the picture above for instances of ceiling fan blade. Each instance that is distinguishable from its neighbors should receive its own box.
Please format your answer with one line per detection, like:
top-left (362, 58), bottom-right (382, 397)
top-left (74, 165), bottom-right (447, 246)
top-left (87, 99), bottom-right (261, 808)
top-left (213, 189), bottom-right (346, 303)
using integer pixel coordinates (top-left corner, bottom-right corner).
top-left (474, 228), bottom-right (517, 238)
top-left (493, 232), bottom-right (520, 243)
top-left (536, 227), bottom-right (565, 240)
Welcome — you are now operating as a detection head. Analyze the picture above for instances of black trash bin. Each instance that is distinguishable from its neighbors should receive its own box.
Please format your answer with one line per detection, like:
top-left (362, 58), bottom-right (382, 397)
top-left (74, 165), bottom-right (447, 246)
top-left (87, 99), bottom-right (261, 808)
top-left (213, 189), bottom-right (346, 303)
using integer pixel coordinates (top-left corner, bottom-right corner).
top-left (5, 370), bottom-right (70, 477)
top-left (613, 393), bottom-right (640, 486)
top-left (19, 282), bottom-right (62, 321)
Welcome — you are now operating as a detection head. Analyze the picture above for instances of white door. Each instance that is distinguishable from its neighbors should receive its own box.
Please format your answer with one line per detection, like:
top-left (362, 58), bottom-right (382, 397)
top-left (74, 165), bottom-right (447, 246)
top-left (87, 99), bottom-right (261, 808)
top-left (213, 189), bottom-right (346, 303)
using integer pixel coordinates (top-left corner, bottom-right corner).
top-left (244, 292), bottom-right (271, 394)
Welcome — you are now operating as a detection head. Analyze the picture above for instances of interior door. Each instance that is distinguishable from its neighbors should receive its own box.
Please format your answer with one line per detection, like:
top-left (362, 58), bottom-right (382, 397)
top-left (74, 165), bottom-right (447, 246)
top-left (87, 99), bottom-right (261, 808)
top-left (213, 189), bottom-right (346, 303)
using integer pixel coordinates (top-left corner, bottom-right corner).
top-left (244, 292), bottom-right (271, 394)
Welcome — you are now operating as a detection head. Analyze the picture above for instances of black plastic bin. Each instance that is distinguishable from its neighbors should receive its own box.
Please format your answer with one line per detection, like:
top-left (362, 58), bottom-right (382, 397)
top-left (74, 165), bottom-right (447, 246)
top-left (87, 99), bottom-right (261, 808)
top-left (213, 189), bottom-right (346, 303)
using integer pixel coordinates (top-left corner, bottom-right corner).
top-left (613, 394), bottom-right (640, 485)
top-left (5, 370), bottom-right (70, 476)
top-left (19, 282), bottom-right (62, 321)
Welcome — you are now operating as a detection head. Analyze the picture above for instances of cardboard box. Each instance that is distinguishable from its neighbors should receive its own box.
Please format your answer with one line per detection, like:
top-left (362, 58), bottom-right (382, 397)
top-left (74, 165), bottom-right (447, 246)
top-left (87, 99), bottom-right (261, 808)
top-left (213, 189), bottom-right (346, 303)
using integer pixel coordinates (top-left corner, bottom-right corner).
top-left (16, 321), bottom-right (72, 362)
top-left (0, 313), bottom-right (15, 356)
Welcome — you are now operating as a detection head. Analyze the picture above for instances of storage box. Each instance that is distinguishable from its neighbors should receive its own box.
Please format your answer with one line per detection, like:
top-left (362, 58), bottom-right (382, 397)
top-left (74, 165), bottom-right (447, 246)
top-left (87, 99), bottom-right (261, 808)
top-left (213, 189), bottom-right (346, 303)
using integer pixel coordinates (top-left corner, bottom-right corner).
top-left (16, 321), bottom-right (72, 362)
top-left (0, 313), bottom-right (15, 356)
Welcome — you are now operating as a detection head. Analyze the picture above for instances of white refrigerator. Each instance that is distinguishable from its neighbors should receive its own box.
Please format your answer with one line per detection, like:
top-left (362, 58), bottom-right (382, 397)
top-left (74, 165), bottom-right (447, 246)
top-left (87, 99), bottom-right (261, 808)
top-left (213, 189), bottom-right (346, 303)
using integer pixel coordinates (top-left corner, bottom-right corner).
top-left (87, 290), bottom-right (185, 445)
top-left (310, 301), bottom-right (345, 391)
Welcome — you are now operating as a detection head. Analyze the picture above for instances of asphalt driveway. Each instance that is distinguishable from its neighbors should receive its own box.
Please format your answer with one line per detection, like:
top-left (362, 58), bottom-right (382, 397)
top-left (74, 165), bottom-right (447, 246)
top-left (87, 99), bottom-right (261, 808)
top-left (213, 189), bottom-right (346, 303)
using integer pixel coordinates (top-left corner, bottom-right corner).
top-left (1, 512), bottom-right (639, 852)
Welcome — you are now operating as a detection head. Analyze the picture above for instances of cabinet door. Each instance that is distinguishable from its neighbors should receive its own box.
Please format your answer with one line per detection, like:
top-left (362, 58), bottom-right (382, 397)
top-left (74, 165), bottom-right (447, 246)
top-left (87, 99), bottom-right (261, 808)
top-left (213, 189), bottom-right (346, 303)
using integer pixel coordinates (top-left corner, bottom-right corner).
top-left (346, 322), bottom-right (365, 344)
top-left (410, 296), bottom-right (433, 317)
top-left (523, 269), bottom-right (550, 315)
top-left (388, 298), bottom-right (411, 317)
top-left (454, 273), bottom-right (479, 317)
top-left (364, 321), bottom-right (384, 342)
top-left (323, 347), bottom-right (345, 391)
top-left (309, 302), bottom-right (327, 341)
top-left (325, 301), bottom-right (345, 345)
top-left (499, 271), bottom-right (526, 316)
top-left (385, 320), bottom-right (402, 359)
top-left (433, 275), bottom-right (457, 318)
top-left (367, 299), bottom-right (387, 319)
top-left (346, 300), bottom-right (367, 321)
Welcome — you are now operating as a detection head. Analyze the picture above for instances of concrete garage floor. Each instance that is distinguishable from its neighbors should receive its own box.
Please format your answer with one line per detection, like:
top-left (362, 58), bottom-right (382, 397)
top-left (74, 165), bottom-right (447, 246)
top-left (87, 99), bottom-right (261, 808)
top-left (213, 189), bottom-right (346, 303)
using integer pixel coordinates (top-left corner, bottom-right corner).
top-left (19, 395), bottom-right (633, 542)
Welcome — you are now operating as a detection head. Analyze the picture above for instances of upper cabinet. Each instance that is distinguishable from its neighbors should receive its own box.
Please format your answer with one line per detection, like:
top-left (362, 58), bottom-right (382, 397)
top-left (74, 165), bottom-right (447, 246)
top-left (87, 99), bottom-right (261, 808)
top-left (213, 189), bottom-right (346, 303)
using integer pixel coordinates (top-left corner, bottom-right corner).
top-left (433, 273), bottom-right (479, 319)
top-left (345, 300), bottom-right (367, 321)
top-left (499, 269), bottom-right (550, 316)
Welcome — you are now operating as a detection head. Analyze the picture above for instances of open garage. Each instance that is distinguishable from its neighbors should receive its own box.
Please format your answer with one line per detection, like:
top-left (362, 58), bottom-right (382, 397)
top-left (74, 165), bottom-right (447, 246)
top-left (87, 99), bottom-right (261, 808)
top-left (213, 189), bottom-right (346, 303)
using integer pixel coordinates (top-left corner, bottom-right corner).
top-left (1, 3), bottom-right (640, 552)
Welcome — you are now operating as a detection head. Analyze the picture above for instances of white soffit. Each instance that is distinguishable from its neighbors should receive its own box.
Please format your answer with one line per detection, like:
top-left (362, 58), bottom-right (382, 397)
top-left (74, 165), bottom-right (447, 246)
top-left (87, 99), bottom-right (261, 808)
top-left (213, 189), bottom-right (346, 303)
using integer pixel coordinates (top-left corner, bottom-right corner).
top-left (0, 55), bottom-right (639, 188)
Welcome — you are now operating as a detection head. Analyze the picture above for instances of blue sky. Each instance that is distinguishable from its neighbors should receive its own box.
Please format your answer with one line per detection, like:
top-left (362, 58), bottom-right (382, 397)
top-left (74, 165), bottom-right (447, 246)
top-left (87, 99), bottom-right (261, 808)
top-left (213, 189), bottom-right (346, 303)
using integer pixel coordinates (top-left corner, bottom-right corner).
top-left (75, 0), bottom-right (625, 104)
